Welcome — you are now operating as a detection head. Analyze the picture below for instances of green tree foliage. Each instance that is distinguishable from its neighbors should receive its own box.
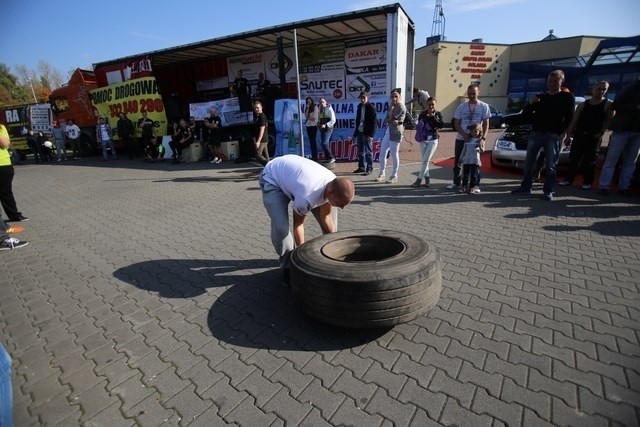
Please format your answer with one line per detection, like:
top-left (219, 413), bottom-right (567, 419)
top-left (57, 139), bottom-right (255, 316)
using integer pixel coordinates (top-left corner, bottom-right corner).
top-left (0, 61), bottom-right (65, 107)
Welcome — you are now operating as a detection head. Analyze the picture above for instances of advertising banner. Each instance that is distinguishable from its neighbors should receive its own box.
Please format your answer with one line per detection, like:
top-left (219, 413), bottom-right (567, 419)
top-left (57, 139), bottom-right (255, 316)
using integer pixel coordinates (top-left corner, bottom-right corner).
top-left (274, 97), bottom-right (391, 161)
top-left (90, 77), bottom-right (168, 139)
top-left (188, 98), bottom-right (253, 127)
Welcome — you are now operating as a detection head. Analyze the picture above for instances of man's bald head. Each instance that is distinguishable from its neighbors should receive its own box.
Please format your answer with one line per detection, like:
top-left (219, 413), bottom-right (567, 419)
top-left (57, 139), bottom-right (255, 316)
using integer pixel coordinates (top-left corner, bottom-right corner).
top-left (326, 177), bottom-right (355, 208)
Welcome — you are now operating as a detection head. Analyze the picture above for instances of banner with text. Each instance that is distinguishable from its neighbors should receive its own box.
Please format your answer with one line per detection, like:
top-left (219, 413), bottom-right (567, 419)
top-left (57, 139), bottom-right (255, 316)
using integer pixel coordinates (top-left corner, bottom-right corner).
top-left (274, 97), bottom-right (392, 161)
top-left (90, 77), bottom-right (168, 139)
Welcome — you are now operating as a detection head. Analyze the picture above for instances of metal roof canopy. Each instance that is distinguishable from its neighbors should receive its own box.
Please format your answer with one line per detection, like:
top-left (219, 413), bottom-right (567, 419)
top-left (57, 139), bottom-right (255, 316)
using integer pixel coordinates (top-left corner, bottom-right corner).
top-left (93, 3), bottom-right (413, 69)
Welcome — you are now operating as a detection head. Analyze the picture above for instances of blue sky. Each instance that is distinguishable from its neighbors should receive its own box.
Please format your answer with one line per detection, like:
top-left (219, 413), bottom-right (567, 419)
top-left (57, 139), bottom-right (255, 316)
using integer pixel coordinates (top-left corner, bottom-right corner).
top-left (2, 0), bottom-right (639, 78)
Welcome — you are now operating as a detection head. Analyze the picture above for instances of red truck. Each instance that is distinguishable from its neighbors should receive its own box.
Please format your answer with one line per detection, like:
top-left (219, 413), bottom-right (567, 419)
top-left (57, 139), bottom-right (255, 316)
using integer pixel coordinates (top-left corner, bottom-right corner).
top-left (48, 68), bottom-right (100, 155)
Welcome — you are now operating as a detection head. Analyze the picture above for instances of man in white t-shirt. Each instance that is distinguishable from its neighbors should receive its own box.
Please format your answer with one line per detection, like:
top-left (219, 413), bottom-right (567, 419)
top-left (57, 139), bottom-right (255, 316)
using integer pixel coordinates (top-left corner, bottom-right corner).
top-left (260, 154), bottom-right (355, 285)
top-left (96, 117), bottom-right (118, 161)
top-left (64, 119), bottom-right (82, 159)
top-left (448, 84), bottom-right (491, 191)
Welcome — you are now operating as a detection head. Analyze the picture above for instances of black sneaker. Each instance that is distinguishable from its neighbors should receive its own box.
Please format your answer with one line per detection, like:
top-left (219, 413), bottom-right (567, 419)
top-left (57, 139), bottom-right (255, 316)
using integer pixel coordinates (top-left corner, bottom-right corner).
top-left (8, 215), bottom-right (29, 222)
top-left (543, 193), bottom-right (554, 201)
top-left (0, 238), bottom-right (29, 250)
top-left (362, 170), bottom-right (372, 176)
top-left (353, 168), bottom-right (365, 173)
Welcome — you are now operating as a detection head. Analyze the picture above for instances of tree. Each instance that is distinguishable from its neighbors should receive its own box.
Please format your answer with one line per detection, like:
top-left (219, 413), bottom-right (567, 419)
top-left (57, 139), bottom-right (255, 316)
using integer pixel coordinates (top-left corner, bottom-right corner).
top-left (0, 64), bottom-right (30, 106)
top-left (0, 61), bottom-right (65, 106)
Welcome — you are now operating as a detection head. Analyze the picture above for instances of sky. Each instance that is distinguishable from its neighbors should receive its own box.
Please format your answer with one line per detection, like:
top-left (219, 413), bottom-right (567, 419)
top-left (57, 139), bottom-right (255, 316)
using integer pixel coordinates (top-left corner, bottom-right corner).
top-left (2, 0), bottom-right (639, 80)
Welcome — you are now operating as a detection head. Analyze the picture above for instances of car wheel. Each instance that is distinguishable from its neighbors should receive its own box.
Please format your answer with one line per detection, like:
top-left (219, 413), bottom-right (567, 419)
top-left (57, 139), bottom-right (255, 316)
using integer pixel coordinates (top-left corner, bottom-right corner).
top-left (290, 229), bottom-right (442, 329)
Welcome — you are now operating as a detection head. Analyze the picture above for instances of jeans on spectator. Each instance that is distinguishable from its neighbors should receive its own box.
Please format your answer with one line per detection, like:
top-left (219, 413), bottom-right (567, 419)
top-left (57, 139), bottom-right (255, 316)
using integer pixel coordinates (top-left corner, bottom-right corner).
top-left (520, 131), bottom-right (560, 195)
top-left (55, 137), bottom-right (67, 160)
top-left (319, 128), bottom-right (334, 161)
top-left (599, 131), bottom-right (640, 190)
top-left (306, 126), bottom-right (318, 160)
top-left (356, 133), bottom-right (373, 172)
top-left (418, 140), bottom-right (438, 179)
top-left (101, 139), bottom-right (117, 160)
top-left (462, 164), bottom-right (479, 187)
top-left (378, 130), bottom-right (400, 178)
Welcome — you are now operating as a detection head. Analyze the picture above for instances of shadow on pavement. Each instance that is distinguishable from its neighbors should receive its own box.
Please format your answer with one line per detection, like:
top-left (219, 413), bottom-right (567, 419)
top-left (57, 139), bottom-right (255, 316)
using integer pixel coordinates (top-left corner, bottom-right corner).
top-left (114, 258), bottom-right (389, 351)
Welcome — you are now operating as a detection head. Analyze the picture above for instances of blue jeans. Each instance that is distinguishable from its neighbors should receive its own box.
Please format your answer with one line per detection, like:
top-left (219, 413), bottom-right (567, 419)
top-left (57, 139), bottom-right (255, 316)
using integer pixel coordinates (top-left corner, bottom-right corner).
top-left (417, 140), bottom-right (438, 179)
top-left (319, 128), bottom-right (334, 161)
top-left (356, 133), bottom-right (373, 171)
top-left (520, 131), bottom-right (560, 195)
top-left (101, 139), bottom-right (117, 160)
top-left (599, 131), bottom-right (640, 190)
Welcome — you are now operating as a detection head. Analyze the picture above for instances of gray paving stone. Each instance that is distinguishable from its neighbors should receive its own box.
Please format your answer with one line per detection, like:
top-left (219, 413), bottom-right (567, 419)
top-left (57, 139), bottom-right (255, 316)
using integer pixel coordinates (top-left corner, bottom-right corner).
top-left (3, 156), bottom-right (640, 426)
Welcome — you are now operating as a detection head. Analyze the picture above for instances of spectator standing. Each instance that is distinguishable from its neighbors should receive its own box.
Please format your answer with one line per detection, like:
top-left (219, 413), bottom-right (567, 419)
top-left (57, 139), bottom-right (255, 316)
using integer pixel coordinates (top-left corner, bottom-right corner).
top-left (448, 84), bottom-right (491, 191)
top-left (559, 81), bottom-right (613, 189)
top-left (259, 154), bottom-right (355, 285)
top-left (458, 123), bottom-right (485, 194)
top-left (253, 101), bottom-right (270, 166)
top-left (405, 87), bottom-right (431, 114)
top-left (96, 117), bottom-right (118, 161)
top-left (26, 130), bottom-right (41, 163)
top-left (511, 69), bottom-right (575, 200)
top-left (411, 97), bottom-right (444, 187)
top-left (116, 113), bottom-right (135, 159)
top-left (598, 78), bottom-right (640, 196)
top-left (137, 111), bottom-right (154, 157)
top-left (353, 91), bottom-right (377, 175)
top-left (51, 120), bottom-right (67, 161)
top-left (318, 97), bottom-right (337, 164)
top-left (0, 124), bottom-right (28, 222)
top-left (304, 97), bottom-right (319, 161)
top-left (375, 90), bottom-right (407, 184)
top-left (64, 119), bottom-right (82, 160)
top-left (203, 107), bottom-right (223, 164)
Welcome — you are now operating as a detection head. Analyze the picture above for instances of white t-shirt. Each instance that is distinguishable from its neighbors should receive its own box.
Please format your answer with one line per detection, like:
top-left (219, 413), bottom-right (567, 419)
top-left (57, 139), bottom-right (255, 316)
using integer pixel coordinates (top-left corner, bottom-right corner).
top-left (65, 124), bottom-right (81, 139)
top-left (99, 125), bottom-right (110, 141)
top-left (262, 154), bottom-right (336, 216)
top-left (453, 101), bottom-right (491, 137)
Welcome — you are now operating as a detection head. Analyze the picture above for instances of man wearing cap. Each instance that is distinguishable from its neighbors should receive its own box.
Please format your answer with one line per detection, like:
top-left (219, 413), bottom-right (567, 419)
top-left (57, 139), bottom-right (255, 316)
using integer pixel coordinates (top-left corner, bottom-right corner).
top-left (353, 91), bottom-right (377, 175)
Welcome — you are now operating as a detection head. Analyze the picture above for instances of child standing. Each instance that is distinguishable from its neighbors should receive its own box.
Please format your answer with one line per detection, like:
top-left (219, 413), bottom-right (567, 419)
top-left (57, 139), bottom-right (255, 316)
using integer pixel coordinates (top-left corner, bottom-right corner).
top-left (458, 123), bottom-right (485, 194)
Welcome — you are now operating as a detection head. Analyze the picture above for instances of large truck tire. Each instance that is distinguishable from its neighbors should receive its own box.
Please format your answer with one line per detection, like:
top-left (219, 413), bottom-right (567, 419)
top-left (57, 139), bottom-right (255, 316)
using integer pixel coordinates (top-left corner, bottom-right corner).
top-left (290, 229), bottom-right (442, 329)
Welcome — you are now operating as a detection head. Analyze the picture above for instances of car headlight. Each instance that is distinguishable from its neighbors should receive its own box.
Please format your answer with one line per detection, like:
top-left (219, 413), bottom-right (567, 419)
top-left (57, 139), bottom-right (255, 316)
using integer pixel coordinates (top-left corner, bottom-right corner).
top-left (495, 139), bottom-right (516, 151)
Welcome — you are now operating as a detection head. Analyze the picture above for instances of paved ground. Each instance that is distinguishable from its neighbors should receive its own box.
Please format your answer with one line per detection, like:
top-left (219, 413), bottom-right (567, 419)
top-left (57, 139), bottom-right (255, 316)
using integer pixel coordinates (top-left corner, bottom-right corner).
top-left (1, 131), bottom-right (639, 426)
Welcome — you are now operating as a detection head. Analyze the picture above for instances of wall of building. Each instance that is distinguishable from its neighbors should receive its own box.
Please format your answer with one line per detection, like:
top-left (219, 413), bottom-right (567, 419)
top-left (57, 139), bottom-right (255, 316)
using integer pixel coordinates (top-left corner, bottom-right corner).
top-left (509, 36), bottom-right (603, 62)
top-left (415, 41), bottom-right (510, 123)
top-left (413, 35), bottom-right (612, 123)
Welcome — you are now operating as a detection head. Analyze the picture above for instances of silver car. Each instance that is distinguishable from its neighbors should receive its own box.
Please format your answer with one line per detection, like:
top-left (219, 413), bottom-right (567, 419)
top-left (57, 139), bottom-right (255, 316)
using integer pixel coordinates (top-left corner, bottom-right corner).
top-left (490, 97), bottom-right (585, 169)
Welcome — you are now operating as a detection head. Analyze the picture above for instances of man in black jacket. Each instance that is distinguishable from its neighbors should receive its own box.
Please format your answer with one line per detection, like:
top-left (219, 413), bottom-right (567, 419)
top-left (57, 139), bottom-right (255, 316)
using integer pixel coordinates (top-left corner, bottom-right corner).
top-left (353, 92), bottom-right (377, 175)
top-left (511, 69), bottom-right (575, 201)
top-left (117, 113), bottom-right (135, 159)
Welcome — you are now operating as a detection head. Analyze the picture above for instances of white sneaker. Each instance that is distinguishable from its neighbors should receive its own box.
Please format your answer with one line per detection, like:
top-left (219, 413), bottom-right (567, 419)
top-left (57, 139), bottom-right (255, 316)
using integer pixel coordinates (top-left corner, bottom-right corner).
top-left (215, 158), bottom-right (223, 164)
top-left (470, 187), bottom-right (481, 194)
top-left (386, 176), bottom-right (398, 184)
top-left (446, 183), bottom-right (459, 190)
top-left (375, 174), bottom-right (385, 182)
top-left (210, 157), bottom-right (219, 164)
top-left (582, 184), bottom-right (591, 190)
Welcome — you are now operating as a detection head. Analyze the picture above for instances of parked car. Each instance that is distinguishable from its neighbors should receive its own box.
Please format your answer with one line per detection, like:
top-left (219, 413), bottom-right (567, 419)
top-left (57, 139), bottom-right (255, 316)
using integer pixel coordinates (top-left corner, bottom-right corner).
top-left (488, 104), bottom-right (505, 129)
top-left (490, 97), bottom-right (585, 169)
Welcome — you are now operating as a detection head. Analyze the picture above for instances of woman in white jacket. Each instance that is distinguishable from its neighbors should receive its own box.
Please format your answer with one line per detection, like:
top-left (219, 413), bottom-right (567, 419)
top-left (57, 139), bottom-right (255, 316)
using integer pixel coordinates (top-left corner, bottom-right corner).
top-left (376, 90), bottom-right (407, 183)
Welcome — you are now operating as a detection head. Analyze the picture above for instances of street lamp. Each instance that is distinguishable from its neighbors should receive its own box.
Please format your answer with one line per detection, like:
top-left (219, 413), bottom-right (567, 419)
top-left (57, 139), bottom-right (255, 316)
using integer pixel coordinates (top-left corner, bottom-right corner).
top-left (27, 78), bottom-right (37, 103)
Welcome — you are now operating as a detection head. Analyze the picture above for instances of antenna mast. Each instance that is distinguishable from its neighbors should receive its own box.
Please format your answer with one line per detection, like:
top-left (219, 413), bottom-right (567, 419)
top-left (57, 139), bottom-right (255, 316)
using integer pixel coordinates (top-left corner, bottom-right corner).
top-left (431, 0), bottom-right (446, 40)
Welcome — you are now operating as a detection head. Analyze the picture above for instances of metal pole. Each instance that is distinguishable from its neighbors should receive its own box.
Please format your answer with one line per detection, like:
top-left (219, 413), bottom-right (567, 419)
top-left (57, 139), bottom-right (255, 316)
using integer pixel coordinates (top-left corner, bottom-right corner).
top-left (28, 78), bottom-right (37, 103)
top-left (293, 29), bottom-right (305, 157)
